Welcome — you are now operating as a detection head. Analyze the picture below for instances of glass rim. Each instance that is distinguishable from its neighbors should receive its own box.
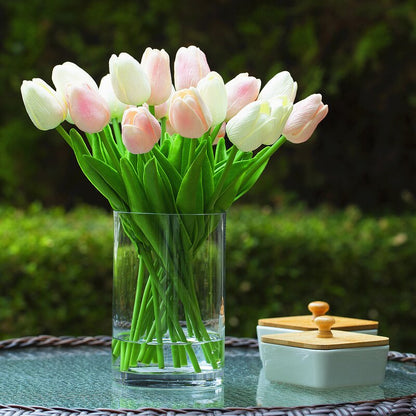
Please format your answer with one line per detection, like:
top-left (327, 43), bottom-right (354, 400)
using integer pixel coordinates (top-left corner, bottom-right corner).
top-left (114, 210), bottom-right (226, 217)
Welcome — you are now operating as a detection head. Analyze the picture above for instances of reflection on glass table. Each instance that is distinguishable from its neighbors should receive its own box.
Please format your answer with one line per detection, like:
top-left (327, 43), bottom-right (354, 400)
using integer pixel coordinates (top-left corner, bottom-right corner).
top-left (0, 345), bottom-right (415, 409)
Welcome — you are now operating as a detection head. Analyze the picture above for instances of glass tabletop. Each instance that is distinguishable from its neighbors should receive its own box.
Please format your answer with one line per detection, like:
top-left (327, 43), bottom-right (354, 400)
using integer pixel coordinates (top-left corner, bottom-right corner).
top-left (0, 345), bottom-right (415, 409)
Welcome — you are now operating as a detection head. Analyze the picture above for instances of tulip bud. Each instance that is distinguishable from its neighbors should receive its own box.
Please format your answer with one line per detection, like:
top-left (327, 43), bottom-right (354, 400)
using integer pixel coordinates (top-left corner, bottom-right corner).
top-left (52, 62), bottom-right (98, 98)
top-left (197, 71), bottom-right (227, 126)
top-left (66, 83), bottom-right (111, 133)
top-left (109, 53), bottom-right (151, 105)
top-left (99, 74), bottom-right (129, 121)
top-left (258, 71), bottom-right (297, 103)
top-left (21, 78), bottom-right (67, 130)
top-left (283, 94), bottom-right (328, 144)
top-left (141, 47), bottom-right (172, 106)
top-left (174, 45), bottom-right (210, 90)
top-left (122, 107), bottom-right (161, 154)
top-left (169, 87), bottom-right (212, 138)
top-left (225, 73), bottom-right (261, 120)
top-left (226, 99), bottom-right (292, 152)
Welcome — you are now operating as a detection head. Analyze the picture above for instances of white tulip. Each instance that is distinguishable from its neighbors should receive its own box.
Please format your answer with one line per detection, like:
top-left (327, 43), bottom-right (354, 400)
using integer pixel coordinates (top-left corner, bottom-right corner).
top-left (52, 62), bottom-right (98, 98)
top-left (258, 71), bottom-right (297, 103)
top-left (99, 74), bottom-right (129, 121)
top-left (21, 78), bottom-right (67, 130)
top-left (109, 53), bottom-right (151, 105)
top-left (226, 99), bottom-right (292, 152)
top-left (197, 71), bottom-right (227, 126)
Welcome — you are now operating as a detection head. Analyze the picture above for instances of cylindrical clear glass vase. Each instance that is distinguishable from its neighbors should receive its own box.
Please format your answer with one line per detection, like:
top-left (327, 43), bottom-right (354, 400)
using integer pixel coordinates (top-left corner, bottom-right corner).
top-left (112, 211), bottom-right (225, 387)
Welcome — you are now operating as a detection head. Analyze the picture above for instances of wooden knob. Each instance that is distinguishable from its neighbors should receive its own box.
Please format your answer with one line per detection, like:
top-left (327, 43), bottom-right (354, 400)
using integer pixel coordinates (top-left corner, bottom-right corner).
top-left (308, 301), bottom-right (330, 320)
top-left (315, 316), bottom-right (335, 338)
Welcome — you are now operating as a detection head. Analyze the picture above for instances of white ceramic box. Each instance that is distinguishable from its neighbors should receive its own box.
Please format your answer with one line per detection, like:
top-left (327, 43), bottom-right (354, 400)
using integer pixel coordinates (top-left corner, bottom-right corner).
top-left (257, 301), bottom-right (378, 362)
top-left (260, 316), bottom-right (389, 389)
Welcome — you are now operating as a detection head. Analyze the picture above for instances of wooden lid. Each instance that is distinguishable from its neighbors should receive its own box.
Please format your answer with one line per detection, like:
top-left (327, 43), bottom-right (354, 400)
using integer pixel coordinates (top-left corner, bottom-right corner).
top-left (261, 316), bottom-right (389, 350)
top-left (258, 300), bottom-right (378, 331)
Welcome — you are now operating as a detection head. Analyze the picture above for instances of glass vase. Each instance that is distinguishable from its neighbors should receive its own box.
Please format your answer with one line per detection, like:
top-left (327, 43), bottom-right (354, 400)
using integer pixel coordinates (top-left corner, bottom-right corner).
top-left (112, 211), bottom-right (225, 387)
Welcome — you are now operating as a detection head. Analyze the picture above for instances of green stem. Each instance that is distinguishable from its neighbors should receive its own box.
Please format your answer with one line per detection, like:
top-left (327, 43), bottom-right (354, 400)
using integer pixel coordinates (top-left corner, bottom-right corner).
top-left (99, 129), bottom-right (121, 171)
top-left (122, 257), bottom-right (146, 369)
top-left (56, 125), bottom-right (72, 147)
top-left (247, 135), bottom-right (287, 176)
top-left (140, 252), bottom-right (165, 369)
top-left (139, 249), bottom-right (204, 372)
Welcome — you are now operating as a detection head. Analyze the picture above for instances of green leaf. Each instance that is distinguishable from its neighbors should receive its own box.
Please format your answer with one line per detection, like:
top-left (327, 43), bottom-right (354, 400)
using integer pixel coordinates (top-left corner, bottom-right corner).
top-left (176, 142), bottom-right (206, 214)
top-left (120, 157), bottom-right (149, 213)
top-left (180, 138), bottom-right (195, 175)
top-left (70, 128), bottom-right (91, 159)
top-left (235, 150), bottom-right (253, 161)
top-left (143, 157), bottom-right (173, 213)
top-left (160, 136), bottom-right (172, 156)
top-left (214, 175), bottom-right (245, 212)
top-left (202, 153), bottom-right (214, 211)
top-left (151, 145), bottom-right (182, 196)
top-left (119, 157), bottom-right (160, 248)
top-left (214, 159), bottom-right (251, 187)
top-left (214, 137), bottom-right (227, 166)
top-left (85, 133), bottom-right (104, 160)
top-left (168, 135), bottom-right (185, 173)
top-left (206, 137), bottom-right (215, 170)
top-left (83, 155), bottom-right (128, 205)
top-left (99, 128), bottom-right (122, 173)
top-left (235, 159), bottom-right (269, 201)
top-left (68, 130), bottom-right (126, 209)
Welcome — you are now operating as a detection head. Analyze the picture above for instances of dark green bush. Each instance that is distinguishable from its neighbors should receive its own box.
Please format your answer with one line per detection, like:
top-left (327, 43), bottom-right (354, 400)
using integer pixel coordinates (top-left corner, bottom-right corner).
top-left (0, 204), bottom-right (113, 336)
top-left (0, 204), bottom-right (415, 351)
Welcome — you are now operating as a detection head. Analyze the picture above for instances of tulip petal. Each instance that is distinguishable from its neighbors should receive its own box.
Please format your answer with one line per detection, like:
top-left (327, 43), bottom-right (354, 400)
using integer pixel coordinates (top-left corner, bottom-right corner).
top-left (283, 93), bottom-right (328, 143)
top-left (67, 84), bottom-right (110, 133)
top-left (258, 71), bottom-right (297, 103)
top-left (21, 78), bottom-right (67, 130)
top-left (109, 53), bottom-right (151, 105)
top-left (121, 107), bottom-right (161, 154)
top-left (174, 46), bottom-right (210, 90)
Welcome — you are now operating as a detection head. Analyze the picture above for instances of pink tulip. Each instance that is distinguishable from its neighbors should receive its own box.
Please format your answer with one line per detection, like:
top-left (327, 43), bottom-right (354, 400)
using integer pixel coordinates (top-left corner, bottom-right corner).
top-left (141, 47), bottom-right (172, 106)
top-left (168, 87), bottom-right (212, 138)
top-left (225, 73), bottom-right (261, 120)
top-left (66, 83), bottom-right (110, 133)
top-left (174, 46), bottom-right (210, 90)
top-left (122, 107), bottom-right (161, 154)
top-left (283, 94), bottom-right (328, 144)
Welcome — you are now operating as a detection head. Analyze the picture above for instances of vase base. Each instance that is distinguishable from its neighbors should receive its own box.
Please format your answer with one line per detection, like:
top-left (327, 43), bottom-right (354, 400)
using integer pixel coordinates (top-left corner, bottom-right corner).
top-left (113, 366), bottom-right (223, 387)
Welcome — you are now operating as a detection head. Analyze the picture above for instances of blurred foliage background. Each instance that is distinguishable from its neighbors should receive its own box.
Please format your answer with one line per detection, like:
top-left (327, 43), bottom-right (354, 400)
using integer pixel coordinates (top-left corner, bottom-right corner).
top-left (0, 0), bottom-right (416, 348)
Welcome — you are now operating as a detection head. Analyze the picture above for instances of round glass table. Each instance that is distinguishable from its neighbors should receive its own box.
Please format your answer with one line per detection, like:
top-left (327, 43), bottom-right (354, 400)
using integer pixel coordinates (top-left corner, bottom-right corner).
top-left (0, 336), bottom-right (415, 415)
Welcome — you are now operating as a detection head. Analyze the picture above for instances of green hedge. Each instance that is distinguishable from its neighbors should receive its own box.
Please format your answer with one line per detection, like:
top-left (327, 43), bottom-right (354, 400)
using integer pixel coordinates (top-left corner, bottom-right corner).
top-left (0, 204), bottom-right (415, 351)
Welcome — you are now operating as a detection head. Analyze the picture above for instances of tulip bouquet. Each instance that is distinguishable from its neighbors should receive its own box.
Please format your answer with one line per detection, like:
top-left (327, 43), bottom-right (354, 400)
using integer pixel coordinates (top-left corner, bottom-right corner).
top-left (21, 45), bottom-right (328, 378)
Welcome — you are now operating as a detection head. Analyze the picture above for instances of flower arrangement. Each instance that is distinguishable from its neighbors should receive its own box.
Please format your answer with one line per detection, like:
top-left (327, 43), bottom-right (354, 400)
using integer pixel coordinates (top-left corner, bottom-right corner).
top-left (21, 45), bottom-right (328, 378)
